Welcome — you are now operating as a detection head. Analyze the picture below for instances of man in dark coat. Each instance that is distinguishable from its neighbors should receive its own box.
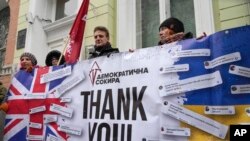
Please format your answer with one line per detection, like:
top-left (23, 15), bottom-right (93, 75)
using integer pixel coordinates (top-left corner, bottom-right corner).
top-left (89, 26), bottom-right (119, 59)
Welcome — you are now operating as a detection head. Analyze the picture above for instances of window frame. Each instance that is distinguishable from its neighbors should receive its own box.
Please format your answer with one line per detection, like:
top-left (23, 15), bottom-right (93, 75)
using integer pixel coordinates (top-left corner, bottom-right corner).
top-left (117, 0), bottom-right (215, 50)
top-left (16, 29), bottom-right (27, 49)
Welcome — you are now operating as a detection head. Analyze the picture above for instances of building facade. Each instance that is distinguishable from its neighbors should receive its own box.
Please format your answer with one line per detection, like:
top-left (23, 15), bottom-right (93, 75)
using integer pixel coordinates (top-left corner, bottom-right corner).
top-left (0, 1), bottom-right (20, 140)
top-left (0, 0), bottom-right (20, 87)
top-left (1, 0), bottom-right (249, 86)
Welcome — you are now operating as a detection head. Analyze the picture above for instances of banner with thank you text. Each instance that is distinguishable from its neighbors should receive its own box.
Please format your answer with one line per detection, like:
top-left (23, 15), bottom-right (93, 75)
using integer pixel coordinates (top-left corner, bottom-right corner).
top-left (4, 25), bottom-right (250, 141)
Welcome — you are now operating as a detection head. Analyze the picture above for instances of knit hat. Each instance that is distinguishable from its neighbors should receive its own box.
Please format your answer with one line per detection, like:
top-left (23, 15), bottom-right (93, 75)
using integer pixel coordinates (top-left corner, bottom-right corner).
top-left (45, 50), bottom-right (65, 66)
top-left (159, 17), bottom-right (184, 33)
top-left (20, 52), bottom-right (37, 66)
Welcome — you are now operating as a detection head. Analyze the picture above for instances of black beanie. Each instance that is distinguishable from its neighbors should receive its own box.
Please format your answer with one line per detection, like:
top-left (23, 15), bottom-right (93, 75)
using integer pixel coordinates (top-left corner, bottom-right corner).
top-left (20, 52), bottom-right (37, 66)
top-left (159, 17), bottom-right (184, 33)
top-left (45, 50), bottom-right (65, 66)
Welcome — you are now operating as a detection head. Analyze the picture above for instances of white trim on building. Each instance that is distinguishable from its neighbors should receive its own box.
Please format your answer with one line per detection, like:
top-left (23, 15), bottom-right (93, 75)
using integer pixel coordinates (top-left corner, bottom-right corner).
top-left (117, 0), bottom-right (136, 52)
top-left (26, 0), bottom-right (80, 65)
top-left (194, 0), bottom-right (215, 36)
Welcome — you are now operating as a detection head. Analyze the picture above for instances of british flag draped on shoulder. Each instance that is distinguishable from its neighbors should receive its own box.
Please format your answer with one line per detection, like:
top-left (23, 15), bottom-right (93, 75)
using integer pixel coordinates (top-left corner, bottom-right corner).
top-left (4, 64), bottom-right (85, 141)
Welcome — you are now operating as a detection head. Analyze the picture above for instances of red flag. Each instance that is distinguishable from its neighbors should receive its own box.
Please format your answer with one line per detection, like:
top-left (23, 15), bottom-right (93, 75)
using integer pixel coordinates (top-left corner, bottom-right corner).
top-left (64, 0), bottom-right (90, 63)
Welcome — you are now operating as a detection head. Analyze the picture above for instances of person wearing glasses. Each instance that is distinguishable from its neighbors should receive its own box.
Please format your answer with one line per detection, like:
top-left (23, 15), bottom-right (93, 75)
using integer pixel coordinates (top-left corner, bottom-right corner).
top-left (89, 26), bottom-right (119, 59)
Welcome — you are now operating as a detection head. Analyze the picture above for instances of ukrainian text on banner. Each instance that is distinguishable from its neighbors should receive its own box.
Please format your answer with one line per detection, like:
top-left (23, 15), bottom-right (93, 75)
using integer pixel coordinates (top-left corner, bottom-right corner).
top-left (61, 46), bottom-right (182, 141)
top-left (4, 25), bottom-right (250, 141)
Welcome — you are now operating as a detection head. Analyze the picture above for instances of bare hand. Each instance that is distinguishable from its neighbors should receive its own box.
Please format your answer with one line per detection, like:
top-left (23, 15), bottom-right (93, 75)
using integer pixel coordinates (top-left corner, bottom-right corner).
top-left (196, 32), bottom-right (207, 40)
top-left (129, 49), bottom-right (135, 52)
top-left (25, 66), bottom-right (34, 72)
top-left (165, 32), bottom-right (185, 43)
top-left (0, 102), bottom-right (8, 112)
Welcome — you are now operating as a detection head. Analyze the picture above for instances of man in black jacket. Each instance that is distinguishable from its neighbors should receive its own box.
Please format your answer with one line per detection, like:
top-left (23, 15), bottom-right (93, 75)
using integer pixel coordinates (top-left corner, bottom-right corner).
top-left (89, 26), bottom-right (119, 59)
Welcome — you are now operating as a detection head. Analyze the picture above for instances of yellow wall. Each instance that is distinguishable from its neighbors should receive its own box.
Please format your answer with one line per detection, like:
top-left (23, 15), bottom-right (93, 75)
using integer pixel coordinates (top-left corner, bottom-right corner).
top-left (213, 0), bottom-right (250, 31)
top-left (84, 0), bottom-right (117, 53)
top-left (13, 0), bottom-right (117, 61)
top-left (13, 0), bottom-right (29, 64)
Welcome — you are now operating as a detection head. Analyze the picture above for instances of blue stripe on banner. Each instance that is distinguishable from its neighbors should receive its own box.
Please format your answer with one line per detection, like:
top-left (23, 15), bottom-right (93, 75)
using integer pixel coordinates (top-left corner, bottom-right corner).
top-left (175, 25), bottom-right (250, 105)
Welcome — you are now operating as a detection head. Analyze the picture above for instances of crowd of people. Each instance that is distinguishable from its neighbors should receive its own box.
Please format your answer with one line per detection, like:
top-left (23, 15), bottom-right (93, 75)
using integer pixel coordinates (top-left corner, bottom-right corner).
top-left (0, 17), bottom-right (205, 138)
top-left (0, 16), bottom-right (204, 110)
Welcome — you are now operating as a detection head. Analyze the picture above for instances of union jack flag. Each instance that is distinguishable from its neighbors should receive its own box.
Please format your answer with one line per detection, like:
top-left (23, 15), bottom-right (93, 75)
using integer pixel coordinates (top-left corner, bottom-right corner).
top-left (4, 66), bottom-right (69, 141)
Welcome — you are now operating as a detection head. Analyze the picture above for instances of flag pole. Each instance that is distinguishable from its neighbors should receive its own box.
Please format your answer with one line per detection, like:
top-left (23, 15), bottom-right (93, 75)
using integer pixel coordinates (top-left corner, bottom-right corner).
top-left (57, 36), bottom-right (70, 66)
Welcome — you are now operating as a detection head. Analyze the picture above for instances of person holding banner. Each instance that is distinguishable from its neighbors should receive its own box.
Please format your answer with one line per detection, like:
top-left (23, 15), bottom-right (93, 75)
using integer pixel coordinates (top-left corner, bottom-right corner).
top-left (45, 50), bottom-right (65, 66)
top-left (19, 52), bottom-right (38, 72)
top-left (0, 52), bottom-right (38, 113)
top-left (158, 17), bottom-right (194, 45)
top-left (89, 26), bottom-right (119, 59)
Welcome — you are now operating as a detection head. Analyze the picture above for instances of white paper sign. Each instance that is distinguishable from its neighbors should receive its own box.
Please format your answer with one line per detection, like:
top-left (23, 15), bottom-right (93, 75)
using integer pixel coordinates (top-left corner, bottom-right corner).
top-left (160, 64), bottom-right (189, 74)
top-left (26, 135), bottom-right (44, 140)
top-left (44, 115), bottom-right (58, 124)
top-left (239, 123), bottom-right (250, 125)
top-left (54, 75), bottom-right (84, 98)
top-left (60, 97), bottom-right (72, 103)
top-left (159, 71), bottom-right (222, 97)
top-left (172, 49), bottom-right (210, 58)
top-left (58, 124), bottom-right (82, 136)
top-left (231, 84), bottom-right (250, 94)
top-left (229, 65), bottom-right (250, 78)
top-left (41, 66), bottom-right (72, 83)
top-left (50, 104), bottom-right (73, 118)
top-left (46, 134), bottom-right (65, 141)
top-left (161, 101), bottom-right (228, 139)
top-left (29, 122), bottom-right (42, 129)
top-left (141, 138), bottom-right (159, 141)
top-left (29, 106), bottom-right (46, 114)
top-left (161, 126), bottom-right (190, 136)
top-left (204, 106), bottom-right (235, 115)
top-left (204, 52), bottom-right (241, 69)
top-left (24, 93), bottom-right (46, 99)
top-left (141, 139), bottom-right (174, 141)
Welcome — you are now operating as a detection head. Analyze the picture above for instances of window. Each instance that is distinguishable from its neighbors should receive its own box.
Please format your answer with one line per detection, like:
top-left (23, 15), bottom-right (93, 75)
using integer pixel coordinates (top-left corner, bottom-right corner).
top-left (170, 0), bottom-right (196, 36)
top-left (136, 0), bottom-right (160, 48)
top-left (55, 0), bottom-right (78, 20)
top-left (0, 7), bottom-right (10, 68)
top-left (16, 29), bottom-right (27, 49)
top-left (0, 50), bottom-right (5, 67)
top-left (135, 0), bottom-right (196, 48)
top-left (117, 0), bottom-right (197, 51)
